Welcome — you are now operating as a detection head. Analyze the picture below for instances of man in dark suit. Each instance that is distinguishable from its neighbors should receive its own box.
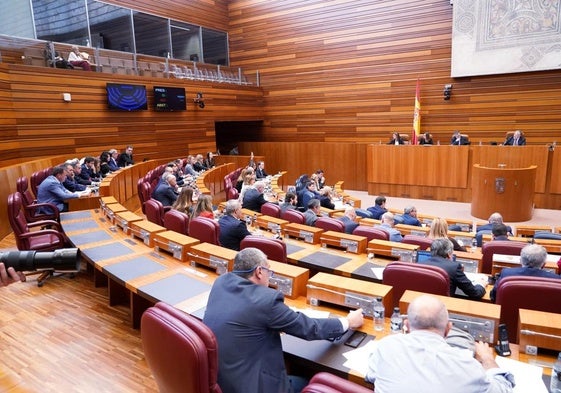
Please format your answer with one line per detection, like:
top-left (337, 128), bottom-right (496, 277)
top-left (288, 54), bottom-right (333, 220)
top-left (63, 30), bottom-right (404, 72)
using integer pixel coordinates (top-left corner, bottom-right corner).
top-left (475, 212), bottom-right (513, 246)
top-left (338, 207), bottom-right (359, 234)
top-left (450, 130), bottom-right (469, 145)
top-left (151, 172), bottom-right (178, 207)
top-left (203, 247), bottom-right (364, 393)
top-left (255, 161), bottom-right (269, 179)
top-left (418, 238), bottom-right (486, 299)
top-left (490, 244), bottom-right (560, 302)
top-left (366, 195), bottom-right (388, 220)
top-left (218, 199), bottom-right (252, 250)
top-left (504, 130), bottom-right (526, 146)
top-left (117, 145), bottom-right (134, 167)
top-left (242, 181), bottom-right (267, 212)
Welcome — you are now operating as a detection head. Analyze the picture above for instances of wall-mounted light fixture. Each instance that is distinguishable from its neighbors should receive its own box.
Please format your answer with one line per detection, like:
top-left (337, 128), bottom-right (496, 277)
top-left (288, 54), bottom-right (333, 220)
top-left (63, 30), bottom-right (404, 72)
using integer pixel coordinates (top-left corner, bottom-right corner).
top-left (62, 93), bottom-right (72, 102)
top-left (193, 92), bottom-right (205, 108)
top-left (443, 84), bottom-right (452, 100)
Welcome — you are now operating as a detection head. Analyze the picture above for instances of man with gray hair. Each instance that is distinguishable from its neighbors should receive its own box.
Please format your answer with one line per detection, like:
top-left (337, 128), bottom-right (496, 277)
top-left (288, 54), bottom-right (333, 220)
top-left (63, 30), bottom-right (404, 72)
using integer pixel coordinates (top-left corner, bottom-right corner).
top-left (204, 248), bottom-right (364, 393)
top-left (366, 295), bottom-right (515, 392)
top-left (151, 171), bottom-right (177, 206)
top-left (398, 205), bottom-right (421, 226)
top-left (375, 212), bottom-right (403, 242)
top-left (475, 212), bottom-right (513, 246)
top-left (419, 238), bottom-right (486, 299)
top-left (303, 198), bottom-right (321, 227)
top-left (490, 244), bottom-right (560, 302)
top-left (242, 180), bottom-right (267, 212)
top-left (218, 199), bottom-right (252, 250)
top-left (337, 206), bottom-right (359, 234)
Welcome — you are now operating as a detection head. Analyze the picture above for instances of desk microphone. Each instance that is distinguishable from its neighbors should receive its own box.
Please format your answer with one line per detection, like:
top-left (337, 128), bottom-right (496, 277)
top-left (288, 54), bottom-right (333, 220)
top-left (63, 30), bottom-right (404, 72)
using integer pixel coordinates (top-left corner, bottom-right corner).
top-left (520, 329), bottom-right (561, 340)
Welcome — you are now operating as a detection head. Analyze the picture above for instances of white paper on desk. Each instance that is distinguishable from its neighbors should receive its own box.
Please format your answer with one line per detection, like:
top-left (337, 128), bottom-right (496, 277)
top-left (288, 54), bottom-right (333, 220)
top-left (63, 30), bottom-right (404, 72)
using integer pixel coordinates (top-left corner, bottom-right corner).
top-left (495, 355), bottom-right (548, 393)
top-left (289, 307), bottom-right (330, 319)
top-left (342, 339), bottom-right (378, 377)
top-left (371, 267), bottom-right (384, 280)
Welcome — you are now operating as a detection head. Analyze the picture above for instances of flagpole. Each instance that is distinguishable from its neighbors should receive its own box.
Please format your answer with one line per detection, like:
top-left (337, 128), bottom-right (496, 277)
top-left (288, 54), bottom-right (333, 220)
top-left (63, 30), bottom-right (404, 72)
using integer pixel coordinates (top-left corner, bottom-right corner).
top-left (412, 78), bottom-right (421, 145)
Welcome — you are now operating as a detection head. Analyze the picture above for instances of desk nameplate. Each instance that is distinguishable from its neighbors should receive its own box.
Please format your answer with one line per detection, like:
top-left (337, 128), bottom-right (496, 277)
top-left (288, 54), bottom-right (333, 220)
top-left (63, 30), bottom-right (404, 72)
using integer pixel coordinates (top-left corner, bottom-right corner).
top-left (320, 231), bottom-right (367, 254)
top-left (519, 309), bottom-right (561, 354)
top-left (129, 220), bottom-right (166, 247)
top-left (188, 242), bottom-right (237, 275)
top-left (153, 231), bottom-right (200, 262)
top-left (284, 223), bottom-right (324, 244)
top-left (113, 211), bottom-right (144, 235)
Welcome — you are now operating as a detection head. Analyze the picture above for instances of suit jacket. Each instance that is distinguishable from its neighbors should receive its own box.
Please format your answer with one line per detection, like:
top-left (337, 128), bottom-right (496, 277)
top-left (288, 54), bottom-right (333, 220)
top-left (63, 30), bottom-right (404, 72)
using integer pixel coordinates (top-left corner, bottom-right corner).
top-left (490, 266), bottom-right (560, 302)
top-left (242, 188), bottom-right (267, 212)
top-left (218, 214), bottom-right (251, 250)
top-left (400, 214), bottom-right (421, 227)
top-left (366, 205), bottom-right (387, 220)
top-left (450, 135), bottom-right (469, 145)
top-left (319, 195), bottom-right (335, 210)
top-left (36, 175), bottom-right (78, 212)
top-left (62, 176), bottom-right (86, 192)
top-left (255, 168), bottom-right (268, 179)
top-left (117, 153), bottom-right (134, 167)
top-left (338, 216), bottom-right (359, 234)
top-left (419, 256), bottom-right (486, 299)
top-left (151, 183), bottom-right (177, 206)
top-left (203, 273), bottom-right (345, 393)
top-left (504, 136), bottom-right (526, 146)
top-left (303, 209), bottom-right (319, 227)
top-left (376, 223), bottom-right (403, 242)
top-left (107, 158), bottom-right (119, 171)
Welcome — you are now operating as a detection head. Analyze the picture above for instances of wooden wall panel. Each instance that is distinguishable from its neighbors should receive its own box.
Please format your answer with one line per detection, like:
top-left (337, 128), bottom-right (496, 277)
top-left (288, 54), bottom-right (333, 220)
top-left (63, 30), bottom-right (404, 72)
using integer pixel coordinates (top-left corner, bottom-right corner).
top-left (228, 0), bottom-right (561, 146)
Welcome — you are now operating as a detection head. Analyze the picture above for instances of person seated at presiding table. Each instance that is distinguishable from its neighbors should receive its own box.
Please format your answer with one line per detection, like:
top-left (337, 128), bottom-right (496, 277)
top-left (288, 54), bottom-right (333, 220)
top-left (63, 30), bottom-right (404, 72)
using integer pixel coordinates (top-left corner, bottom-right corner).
top-left (67, 45), bottom-right (92, 71)
top-left (418, 238), bottom-right (486, 299)
top-left (429, 217), bottom-right (466, 252)
top-left (117, 145), bottom-right (135, 167)
top-left (255, 161), bottom-right (269, 179)
top-left (375, 212), bottom-right (403, 242)
top-left (394, 205), bottom-right (421, 226)
top-left (504, 130), bottom-right (526, 146)
top-left (218, 199), bottom-right (252, 251)
top-left (107, 149), bottom-right (120, 171)
top-left (337, 207), bottom-right (359, 234)
top-left (318, 186), bottom-right (335, 209)
top-left (151, 172), bottom-right (178, 207)
top-left (366, 195), bottom-right (388, 220)
top-left (366, 294), bottom-right (515, 392)
top-left (388, 131), bottom-right (404, 145)
top-left (475, 212), bottom-right (513, 246)
top-left (242, 181), bottom-right (267, 213)
top-left (280, 192), bottom-right (298, 213)
top-left (203, 247), bottom-right (364, 393)
top-left (172, 187), bottom-right (195, 215)
top-left (303, 199), bottom-right (321, 227)
top-left (191, 194), bottom-right (214, 220)
top-left (419, 132), bottom-right (433, 145)
top-left (490, 244), bottom-right (560, 302)
top-left (37, 165), bottom-right (90, 212)
top-left (62, 163), bottom-right (87, 193)
top-left (450, 130), bottom-right (470, 145)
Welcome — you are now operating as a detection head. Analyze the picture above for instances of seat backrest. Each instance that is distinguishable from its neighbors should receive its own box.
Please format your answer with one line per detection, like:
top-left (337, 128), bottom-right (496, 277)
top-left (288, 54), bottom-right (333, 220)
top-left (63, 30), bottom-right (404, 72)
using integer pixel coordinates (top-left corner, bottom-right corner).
top-left (30, 169), bottom-right (49, 197)
top-left (402, 234), bottom-right (432, 250)
top-left (189, 217), bottom-right (220, 245)
top-left (382, 261), bottom-right (450, 307)
top-left (227, 187), bottom-right (239, 200)
top-left (141, 302), bottom-right (222, 393)
top-left (303, 372), bottom-right (372, 393)
top-left (315, 217), bottom-right (345, 233)
top-left (495, 276), bottom-right (561, 343)
top-left (240, 236), bottom-right (287, 263)
top-left (280, 209), bottom-right (305, 224)
top-left (7, 192), bottom-right (30, 243)
top-left (260, 202), bottom-right (281, 218)
top-left (164, 209), bottom-right (190, 235)
top-left (352, 225), bottom-right (389, 241)
top-left (481, 240), bottom-right (527, 274)
top-left (145, 198), bottom-right (165, 226)
top-left (17, 176), bottom-right (36, 204)
top-left (534, 231), bottom-right (561, 240)
top-left (138, 180), bottom-right (152, 214)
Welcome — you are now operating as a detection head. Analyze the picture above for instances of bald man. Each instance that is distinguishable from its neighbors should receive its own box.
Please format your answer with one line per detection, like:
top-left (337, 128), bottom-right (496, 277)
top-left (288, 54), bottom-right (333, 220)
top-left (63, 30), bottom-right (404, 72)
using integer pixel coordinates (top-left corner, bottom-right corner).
top-left (366, 295), bottom-right (514, 393)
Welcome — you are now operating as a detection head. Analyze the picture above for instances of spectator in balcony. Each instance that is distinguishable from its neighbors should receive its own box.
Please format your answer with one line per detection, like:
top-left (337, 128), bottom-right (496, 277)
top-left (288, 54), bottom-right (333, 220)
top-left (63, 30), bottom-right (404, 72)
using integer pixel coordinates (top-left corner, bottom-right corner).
top-left (68, 45), bottom-right (92, 71)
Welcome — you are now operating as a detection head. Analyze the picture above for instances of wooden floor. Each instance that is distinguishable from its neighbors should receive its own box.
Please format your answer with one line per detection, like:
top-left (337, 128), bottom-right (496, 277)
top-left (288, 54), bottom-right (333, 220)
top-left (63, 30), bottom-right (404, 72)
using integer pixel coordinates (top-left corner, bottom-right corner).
top-left (0, 235), bottom-right (158, 393)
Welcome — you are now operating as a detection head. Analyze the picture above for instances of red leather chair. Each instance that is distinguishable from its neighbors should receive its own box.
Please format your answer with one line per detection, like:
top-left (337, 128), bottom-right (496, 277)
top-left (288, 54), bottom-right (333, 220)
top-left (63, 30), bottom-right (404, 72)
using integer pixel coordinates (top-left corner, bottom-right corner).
top-left (281, 209), bottom-right (305, 224)
top-left (481, 240), bottom-right (527, 275)
top-left (137, 179), bottom-right (152, 214)
top-left (402, 234), bottom-right (432, 250)
top-left (227, 187), bottom-right (239, 200)
top-left (7, 192), bottom-right (71, 286)
top-left (302, 372), bottom-right (372, 393)
top-left (16, 176), bottom-right (59, 223)
top-left (261, 202), bottom-right (281, 218)
top-left (315, 217), bottom-right (345, 233)
top-left (241, 235), bottom-right (287, 263)
top-left (495, 276), bottom-right (561, 343)
top-left (145, 198), bottom-right (166, 226)
top-left (189, 217), bottom-right (220, 245)
top-left (164, 209), bottom-right (190, 236)
top-left (141, 302), bottom-right (222, 393)
top-left (30, 168), bottom-right (51, 197)
top-left (352, 225), bottom-right (389, 241)
top-left (383, 261), bottom-right (450, 307)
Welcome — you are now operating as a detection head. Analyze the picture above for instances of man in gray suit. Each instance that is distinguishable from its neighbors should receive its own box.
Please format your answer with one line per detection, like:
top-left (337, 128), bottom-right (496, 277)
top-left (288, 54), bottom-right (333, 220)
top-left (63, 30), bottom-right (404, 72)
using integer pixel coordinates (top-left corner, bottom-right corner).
top-left (203, 248), bottom-right (364, 393)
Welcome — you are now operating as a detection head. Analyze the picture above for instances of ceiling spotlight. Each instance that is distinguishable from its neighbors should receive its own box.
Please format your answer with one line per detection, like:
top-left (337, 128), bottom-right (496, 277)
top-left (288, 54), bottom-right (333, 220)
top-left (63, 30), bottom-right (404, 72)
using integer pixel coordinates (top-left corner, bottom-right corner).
top-left (193, 92), bottom-right (205, 108)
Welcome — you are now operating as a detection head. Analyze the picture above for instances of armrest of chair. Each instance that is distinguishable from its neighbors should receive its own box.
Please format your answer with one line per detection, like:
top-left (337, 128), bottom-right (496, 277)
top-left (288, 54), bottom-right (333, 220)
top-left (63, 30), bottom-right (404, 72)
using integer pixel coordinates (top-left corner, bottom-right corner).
top-left (307, 372), bottom-right (372, 393)
top-left (18, 229), bottom-right (67, 243)
top-left (24, 203), bottom-right (60, 220)
top-left (27, 219), bottom-right (64, 232)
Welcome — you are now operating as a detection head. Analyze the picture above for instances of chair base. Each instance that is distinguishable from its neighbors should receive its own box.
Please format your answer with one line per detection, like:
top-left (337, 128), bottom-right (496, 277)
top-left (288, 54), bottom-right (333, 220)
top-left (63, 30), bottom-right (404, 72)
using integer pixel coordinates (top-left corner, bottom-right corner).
top-left (25, 270), bottom-right (76, 287)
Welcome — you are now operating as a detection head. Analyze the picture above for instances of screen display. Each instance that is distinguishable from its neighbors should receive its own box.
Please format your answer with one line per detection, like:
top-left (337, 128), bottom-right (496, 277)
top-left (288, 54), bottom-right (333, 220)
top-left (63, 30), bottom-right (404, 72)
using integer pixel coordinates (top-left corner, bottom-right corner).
top-left (415, 250), bottom-right (432, 263)
top-left (106, 83), bottom-right (147, 111)
top-left (153, 86), bottom-right (186, 111)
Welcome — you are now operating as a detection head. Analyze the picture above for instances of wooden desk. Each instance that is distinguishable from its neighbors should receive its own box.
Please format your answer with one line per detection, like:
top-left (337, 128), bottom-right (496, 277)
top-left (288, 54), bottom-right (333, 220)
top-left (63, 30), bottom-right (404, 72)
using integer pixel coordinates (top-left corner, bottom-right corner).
top-left (491, 253), bottom-right (560, 276)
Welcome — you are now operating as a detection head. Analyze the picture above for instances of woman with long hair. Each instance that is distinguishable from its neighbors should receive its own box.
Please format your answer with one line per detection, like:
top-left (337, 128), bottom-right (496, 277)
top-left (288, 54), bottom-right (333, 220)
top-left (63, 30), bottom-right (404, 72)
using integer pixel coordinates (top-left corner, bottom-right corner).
top-left (428, 217), bottom-right (467, 252)
top-left (172, 187), bottom-right (195, 215)
top-left (192, 194), bottom-right (214, 219)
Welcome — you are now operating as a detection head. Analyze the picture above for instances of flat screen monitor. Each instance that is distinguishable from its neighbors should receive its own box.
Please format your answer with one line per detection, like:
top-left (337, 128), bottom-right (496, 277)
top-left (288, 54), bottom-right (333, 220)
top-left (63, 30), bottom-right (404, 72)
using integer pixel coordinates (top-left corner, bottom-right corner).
top-left (415, 250), bottom-right (432, 263)
top-left (153, 86), bottom-right (186, 111)
top-left (106, 83), bottom-right (147, 111)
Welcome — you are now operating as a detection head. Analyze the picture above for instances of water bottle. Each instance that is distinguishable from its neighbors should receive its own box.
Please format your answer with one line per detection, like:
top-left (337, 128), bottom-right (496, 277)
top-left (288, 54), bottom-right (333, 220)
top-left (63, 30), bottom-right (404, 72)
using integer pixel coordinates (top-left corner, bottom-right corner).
top-left (551, 352), bottom-right (561, 393)
top-left (390, 307), bottom-right (402, 334)
top-left (471, 237), bottom-right (477, 252)
top-left (373, 297), bottom-right (385, 332)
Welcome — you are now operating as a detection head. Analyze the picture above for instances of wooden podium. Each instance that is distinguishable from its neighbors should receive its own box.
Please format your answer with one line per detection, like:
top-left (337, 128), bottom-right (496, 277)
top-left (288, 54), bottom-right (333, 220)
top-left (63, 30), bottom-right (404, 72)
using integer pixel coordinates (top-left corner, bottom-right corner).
top-left (471, 164), bottom-right (536, 222)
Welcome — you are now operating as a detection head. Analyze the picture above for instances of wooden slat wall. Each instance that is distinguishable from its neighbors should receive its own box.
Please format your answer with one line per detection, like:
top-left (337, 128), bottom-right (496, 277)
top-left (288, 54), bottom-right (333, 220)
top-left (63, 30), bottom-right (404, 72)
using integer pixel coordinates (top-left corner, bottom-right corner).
top-left (228, 0), bottom-right (561, 145)
top-left (0, 63), bottom-right (263, 167)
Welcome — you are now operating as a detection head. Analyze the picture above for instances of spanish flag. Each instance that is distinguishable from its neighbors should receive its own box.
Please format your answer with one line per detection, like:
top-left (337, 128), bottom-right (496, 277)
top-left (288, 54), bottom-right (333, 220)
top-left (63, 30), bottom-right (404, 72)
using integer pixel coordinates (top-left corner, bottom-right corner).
top-left (412, 78), bottom-right (421, 145)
